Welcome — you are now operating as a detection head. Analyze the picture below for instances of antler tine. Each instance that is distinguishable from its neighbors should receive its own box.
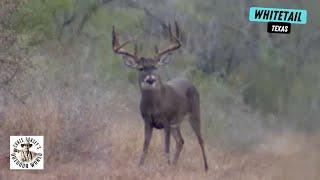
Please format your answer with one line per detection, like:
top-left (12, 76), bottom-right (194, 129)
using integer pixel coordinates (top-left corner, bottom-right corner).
top-left (155, 21), bottom-right (181, 60)
top-left (174, 21), bottom-right (180, 39)
top-left (134, 43), bottom-right (138, 57)
top-left (154, 45), bottom-right (159, 53)
top-left (169, 20), bottom-right (180, 42)
top-left (112, 26), bottom-right (119, 48)
top-left (112, 25), bottom-right (139, 61)
top-left (168, 23), bottom-right (173, 42)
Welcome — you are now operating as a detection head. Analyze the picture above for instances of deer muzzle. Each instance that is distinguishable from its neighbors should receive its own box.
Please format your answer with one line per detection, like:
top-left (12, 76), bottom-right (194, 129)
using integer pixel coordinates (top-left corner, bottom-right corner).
top-left (141, 75), bottom-right (157, 89)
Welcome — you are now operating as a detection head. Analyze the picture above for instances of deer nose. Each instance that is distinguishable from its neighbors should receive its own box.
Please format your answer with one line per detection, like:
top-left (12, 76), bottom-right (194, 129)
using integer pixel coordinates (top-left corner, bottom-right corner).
top-left (146, 78), bottom-right (156, 85)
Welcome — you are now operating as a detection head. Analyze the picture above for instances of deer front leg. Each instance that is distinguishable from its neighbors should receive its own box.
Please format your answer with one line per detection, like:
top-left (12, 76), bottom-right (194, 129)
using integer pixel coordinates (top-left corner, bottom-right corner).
top-left (172, 127), bottom-right (184, 165)
top-left (164, 124), bottom-right (171, 164)
top-left (139, 122), bottom-right (153, 166)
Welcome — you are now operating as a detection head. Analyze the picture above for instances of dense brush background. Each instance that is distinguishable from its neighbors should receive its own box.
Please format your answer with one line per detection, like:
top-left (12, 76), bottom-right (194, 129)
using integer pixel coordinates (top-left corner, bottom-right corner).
top-left (0, 0), bottom-right (320, 179)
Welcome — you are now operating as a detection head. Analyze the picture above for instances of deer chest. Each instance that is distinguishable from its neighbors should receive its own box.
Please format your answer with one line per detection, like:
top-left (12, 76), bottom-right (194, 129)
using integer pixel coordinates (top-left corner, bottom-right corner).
top-left (140, 99), bottom-right (177, 129)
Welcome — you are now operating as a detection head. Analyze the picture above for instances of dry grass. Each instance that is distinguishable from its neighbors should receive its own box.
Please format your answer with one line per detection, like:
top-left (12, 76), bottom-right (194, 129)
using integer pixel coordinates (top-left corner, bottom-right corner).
top-left (0, 94), bottom-right (320, 180)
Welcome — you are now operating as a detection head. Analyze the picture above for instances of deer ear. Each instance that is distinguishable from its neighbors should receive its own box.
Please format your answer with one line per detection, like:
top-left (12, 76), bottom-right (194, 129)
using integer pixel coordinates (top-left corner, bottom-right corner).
top-left (122, 56), bottom-right (139, 69)
top-left (156, 54), bottom-right (172, 66)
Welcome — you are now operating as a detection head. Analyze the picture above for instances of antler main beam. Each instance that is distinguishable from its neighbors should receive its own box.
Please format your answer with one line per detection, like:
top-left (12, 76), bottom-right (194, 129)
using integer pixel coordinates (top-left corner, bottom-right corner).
top-left (112, 26), bottom-right (139, 61)
top-left (155, 21), bottom-right (181, 60)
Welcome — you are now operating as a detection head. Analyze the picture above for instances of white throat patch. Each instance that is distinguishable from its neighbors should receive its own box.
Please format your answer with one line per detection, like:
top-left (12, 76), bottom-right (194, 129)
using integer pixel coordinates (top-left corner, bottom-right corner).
top-left (141, 81), bottom-right (156, 89)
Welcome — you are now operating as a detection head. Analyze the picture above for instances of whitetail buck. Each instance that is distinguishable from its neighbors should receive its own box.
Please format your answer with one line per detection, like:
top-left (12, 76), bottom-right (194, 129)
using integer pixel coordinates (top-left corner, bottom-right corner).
top-left (112, 22), bottom-right (208, 171)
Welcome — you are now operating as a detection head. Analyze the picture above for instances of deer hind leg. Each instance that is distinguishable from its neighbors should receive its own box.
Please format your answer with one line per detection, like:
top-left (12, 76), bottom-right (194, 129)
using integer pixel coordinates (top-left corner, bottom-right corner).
top-left (139, 123), bottom-right (153, 166)
top-left (189, 113), bottom-right (209, 171)
top-left (172, 127), bottom-right (184, 165)
top-left (164, 124), bottom-right (171, 164)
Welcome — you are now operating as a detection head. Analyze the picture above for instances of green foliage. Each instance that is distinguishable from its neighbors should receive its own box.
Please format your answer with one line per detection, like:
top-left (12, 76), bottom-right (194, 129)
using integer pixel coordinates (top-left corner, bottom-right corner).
top-left (10, 0), bottom-right (75, 45)
top-left (174, 0), bottom-right (215, 23)
top-left (87, 5), bottom-right (145, 85)
top-left (4, 0), bottom-right (320, 133)
top-left (242, 56), bottom-right (291, 113)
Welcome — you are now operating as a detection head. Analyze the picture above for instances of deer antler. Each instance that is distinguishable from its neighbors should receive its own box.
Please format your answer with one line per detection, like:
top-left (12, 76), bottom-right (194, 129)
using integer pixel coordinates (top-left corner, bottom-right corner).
top-left (155, 21), bottom-right (181, 61)
top-left (112, 26), bottom-right (139, 61)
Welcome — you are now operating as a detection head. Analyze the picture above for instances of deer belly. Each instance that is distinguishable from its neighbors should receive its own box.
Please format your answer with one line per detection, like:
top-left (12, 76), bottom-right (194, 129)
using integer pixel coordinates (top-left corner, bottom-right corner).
top-left (150, 115), bottom-right (164, 129)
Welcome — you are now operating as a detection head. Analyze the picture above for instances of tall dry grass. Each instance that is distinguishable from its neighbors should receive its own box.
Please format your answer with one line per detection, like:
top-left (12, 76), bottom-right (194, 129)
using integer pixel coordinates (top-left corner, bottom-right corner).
top-left (1, 92), bottom-right (320, 180)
